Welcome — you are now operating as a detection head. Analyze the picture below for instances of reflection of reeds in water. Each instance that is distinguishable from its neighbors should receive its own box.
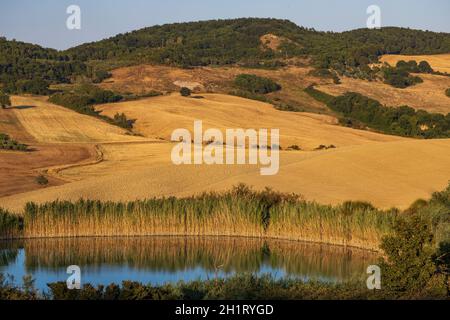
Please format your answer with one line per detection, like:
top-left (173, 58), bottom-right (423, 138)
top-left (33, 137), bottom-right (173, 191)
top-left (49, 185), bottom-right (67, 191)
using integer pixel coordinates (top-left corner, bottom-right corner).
top-left (21, 237), bottom-right (378, 281)
top-left (0, 240), bottom-right (22, 266)
top-left (21, 189), bottom-right (396, 250)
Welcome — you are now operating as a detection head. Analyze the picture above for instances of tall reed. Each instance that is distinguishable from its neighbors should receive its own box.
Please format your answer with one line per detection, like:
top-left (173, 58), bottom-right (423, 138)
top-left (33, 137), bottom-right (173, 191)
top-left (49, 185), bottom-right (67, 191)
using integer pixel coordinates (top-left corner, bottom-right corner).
top-left (20, 185), bottom-right (396, 250)
top-left (0, 208), bottom-right (23, 240)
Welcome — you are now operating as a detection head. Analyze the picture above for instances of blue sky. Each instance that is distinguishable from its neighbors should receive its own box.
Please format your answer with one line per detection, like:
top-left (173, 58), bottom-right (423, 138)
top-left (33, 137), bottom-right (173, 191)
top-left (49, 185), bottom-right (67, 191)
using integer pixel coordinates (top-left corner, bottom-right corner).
top-left (1, 0), bottom-right (449, 50)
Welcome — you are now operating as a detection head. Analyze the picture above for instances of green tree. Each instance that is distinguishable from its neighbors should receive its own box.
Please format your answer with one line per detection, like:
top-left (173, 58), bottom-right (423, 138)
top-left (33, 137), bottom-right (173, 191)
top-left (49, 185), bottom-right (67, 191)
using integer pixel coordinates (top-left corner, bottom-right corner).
top-left (380, 215), bottom-right (437, 296)
top-left (0, 92), bottom-right (11, 109)
top-left (180, 87), bottom-right (192, 97)
top-left (418, 61), bottom-right (433, 73)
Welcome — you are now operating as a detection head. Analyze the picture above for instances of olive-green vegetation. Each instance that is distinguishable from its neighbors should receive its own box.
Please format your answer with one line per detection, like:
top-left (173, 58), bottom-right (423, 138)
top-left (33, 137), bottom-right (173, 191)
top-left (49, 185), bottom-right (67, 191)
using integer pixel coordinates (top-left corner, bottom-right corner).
top-left (446, 88), bottom-right (450, 98)
top-left (2, 19), bottom-right (450, 93)
top-left (0, 208), bottom-right (23, 240)
top-left (305, 86), bottom-right (450, 138)
top-left (0, 133), bottom-right (28, 151)
top-left (48, 83), bottom-right (133, 129)
top-left (179, 87), bottom-right (192, 97)
top-left (65, 19), bottom-right (450, 70)
top-left (0, 92), bottom-right (11, 108)
top-left (35, 175), bottom-right (49, 186)
top-left (234, 74), bottom-right (281, 94)
top-left (382, 66), bottom-right (423, 88)
top-left (0, 37), bottom-right (86, 93)
top-left (379, 60), bottom-right (443, 89)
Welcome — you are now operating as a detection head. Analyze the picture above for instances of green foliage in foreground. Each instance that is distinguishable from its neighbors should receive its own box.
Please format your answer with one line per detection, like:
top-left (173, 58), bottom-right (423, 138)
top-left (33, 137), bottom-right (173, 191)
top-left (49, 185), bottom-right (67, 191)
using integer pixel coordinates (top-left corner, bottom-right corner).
top-left (305, 87), bottom-right (450, 138)
top-left (0, 133), bottom-right (28, 151)
top-left (0, 183), bottom-right (449, 300)
top-left (234, 74), bottom-right (281, 94)
top-left (0, 272), bottom-right (447, 300)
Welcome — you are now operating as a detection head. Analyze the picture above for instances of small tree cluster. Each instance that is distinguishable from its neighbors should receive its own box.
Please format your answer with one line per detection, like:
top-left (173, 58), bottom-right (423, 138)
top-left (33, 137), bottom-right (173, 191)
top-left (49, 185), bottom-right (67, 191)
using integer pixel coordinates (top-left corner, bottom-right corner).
top-left (234, 74), bottom-right (281, 94)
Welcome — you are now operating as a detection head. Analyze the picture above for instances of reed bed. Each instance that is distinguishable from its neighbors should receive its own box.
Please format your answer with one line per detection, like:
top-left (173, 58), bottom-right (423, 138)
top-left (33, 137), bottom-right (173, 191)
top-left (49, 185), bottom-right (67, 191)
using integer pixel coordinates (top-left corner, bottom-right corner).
top-left (0, 208), bottom-right (23, 240)
top-left (13, 186), bottom-right (397, 250)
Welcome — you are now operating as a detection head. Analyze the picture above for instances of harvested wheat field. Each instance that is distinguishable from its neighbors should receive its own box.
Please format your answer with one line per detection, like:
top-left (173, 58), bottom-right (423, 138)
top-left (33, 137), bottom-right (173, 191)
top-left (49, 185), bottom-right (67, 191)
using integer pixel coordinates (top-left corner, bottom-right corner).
top-left (96, 93), bottom-right (402, 150)
top-left (2, 94), bottom-right (450, 212)
top-left (380, 53), bottom-right (450, 74)
top-left (0, 101), bottom-right (100, 196)
top-left (2, 138), bottom-right (450, 213)
top-left (9, 96), bottom-right (145, 143)
top-left (317, 73), bottom-right (450, 114)
top-left (0, 95), bottom-right (145, 197)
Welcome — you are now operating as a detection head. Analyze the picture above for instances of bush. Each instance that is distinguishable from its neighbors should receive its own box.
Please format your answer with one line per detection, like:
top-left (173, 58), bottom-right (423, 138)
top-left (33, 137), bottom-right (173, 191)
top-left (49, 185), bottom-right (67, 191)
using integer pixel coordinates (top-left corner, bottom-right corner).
top-left (49, 84), bottom-right (129, 128)
top-left (380, 215), bottom-right (443, 297)
top-left (35, 175), bottom-right (49, 186)
top-left (92, 70), bottom-right (112, 83)
top-left (446, 88), bottom-right (450, 98)
top-left (0, 92), bottom-right (11, 108)
top-left (383, 66), bottom-right (423, 88)
top-left (418, 61), bottom-right (434, 73)
top-left (0, 133), bottom-right (28, 151)
top-left (234, 74), bottom-right (281, 94)
top-left (180, 87), bottom-right (192, 97)
top-left (305, 88), bottom-right (450, 139)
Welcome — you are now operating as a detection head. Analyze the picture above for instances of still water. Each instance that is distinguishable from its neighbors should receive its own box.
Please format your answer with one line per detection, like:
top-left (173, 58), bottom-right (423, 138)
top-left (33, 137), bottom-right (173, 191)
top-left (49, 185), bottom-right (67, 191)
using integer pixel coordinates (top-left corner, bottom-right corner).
top-left (0, 236), bottom-right (378, 292)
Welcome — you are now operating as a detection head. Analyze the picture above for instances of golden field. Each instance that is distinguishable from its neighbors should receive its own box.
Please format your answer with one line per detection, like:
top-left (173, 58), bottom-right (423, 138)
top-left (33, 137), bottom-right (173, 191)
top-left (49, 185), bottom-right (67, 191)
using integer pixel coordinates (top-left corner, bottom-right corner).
top-left (1, 94), bottom-right (450, 213)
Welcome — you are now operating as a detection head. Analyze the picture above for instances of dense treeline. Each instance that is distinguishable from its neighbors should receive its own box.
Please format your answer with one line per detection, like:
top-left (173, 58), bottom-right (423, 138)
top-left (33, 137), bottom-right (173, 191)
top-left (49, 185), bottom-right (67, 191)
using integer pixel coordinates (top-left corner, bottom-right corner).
top-left (0, 37), bottom-right (87, 92)
top-left (305, 87), bottom-right (450, 138)
top-left (234, 74), bottom-right (281, 94)
top-left (48, 84), bottom-right (134, 129)
top-left (65, 19), bottom-right (450, 70)
top-left (2, 18), bottom-right (449, 92)
top-left (0, 133), bottom-right (28, 151)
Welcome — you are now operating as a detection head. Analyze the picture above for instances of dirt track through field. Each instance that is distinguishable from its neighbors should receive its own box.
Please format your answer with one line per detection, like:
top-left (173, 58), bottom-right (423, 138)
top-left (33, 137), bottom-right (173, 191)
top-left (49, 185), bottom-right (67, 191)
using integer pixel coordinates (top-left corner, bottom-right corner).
top-left (2, 94), bottom-right (450, 213)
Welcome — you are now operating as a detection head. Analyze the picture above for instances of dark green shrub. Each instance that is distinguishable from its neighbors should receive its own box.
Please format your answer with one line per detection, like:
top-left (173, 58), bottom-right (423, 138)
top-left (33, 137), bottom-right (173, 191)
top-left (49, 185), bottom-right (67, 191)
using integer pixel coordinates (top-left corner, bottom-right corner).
top-left (0, 92), bottom-right (11, 108)
top-left (35, 175), bottom-right (49, 186)
top-left (380, 215), bottom-right (440, 296)
top-left (180, 87), bottom-right (192, 97)
top-left (234, 74), bottom-right (281, 94)
top-left (0, 133), bottom-right (28, 151)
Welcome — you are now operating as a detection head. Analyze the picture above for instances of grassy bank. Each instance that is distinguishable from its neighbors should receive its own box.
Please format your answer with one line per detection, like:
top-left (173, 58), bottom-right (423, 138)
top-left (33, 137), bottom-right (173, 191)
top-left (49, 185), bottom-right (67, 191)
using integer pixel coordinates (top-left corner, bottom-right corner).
top-left (0, 185), bottom-right (397, 250)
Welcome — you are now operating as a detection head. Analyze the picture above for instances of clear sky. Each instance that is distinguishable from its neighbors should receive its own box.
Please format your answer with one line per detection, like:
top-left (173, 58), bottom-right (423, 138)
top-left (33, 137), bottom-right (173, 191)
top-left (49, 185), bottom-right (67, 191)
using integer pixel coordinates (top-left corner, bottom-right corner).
top-left (1, 0), bottom-right (449, 50)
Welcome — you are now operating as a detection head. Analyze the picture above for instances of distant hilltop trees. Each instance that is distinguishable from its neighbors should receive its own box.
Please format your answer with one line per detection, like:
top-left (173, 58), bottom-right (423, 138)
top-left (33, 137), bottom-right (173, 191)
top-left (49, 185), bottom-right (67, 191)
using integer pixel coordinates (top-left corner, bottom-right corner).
top-left (1, 19), bottom-right (450, 93)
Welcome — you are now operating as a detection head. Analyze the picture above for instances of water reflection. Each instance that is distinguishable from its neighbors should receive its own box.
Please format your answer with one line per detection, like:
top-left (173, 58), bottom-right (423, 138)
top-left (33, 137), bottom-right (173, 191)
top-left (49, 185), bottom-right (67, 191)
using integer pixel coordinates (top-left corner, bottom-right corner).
top-left (0, 237), bottom-right (378, 291)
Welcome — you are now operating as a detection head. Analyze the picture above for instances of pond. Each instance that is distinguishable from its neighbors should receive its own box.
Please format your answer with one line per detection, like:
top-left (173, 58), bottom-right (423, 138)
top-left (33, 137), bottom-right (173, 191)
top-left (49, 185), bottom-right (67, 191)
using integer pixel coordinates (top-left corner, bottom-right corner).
top-left (0, 236), bottom-right (378, 293)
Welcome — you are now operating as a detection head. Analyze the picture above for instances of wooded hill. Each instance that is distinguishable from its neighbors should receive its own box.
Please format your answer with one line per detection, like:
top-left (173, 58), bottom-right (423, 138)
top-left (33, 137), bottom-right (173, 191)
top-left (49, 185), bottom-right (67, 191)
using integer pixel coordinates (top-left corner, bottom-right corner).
top-left (1, 18), bottom-right (450, 90)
